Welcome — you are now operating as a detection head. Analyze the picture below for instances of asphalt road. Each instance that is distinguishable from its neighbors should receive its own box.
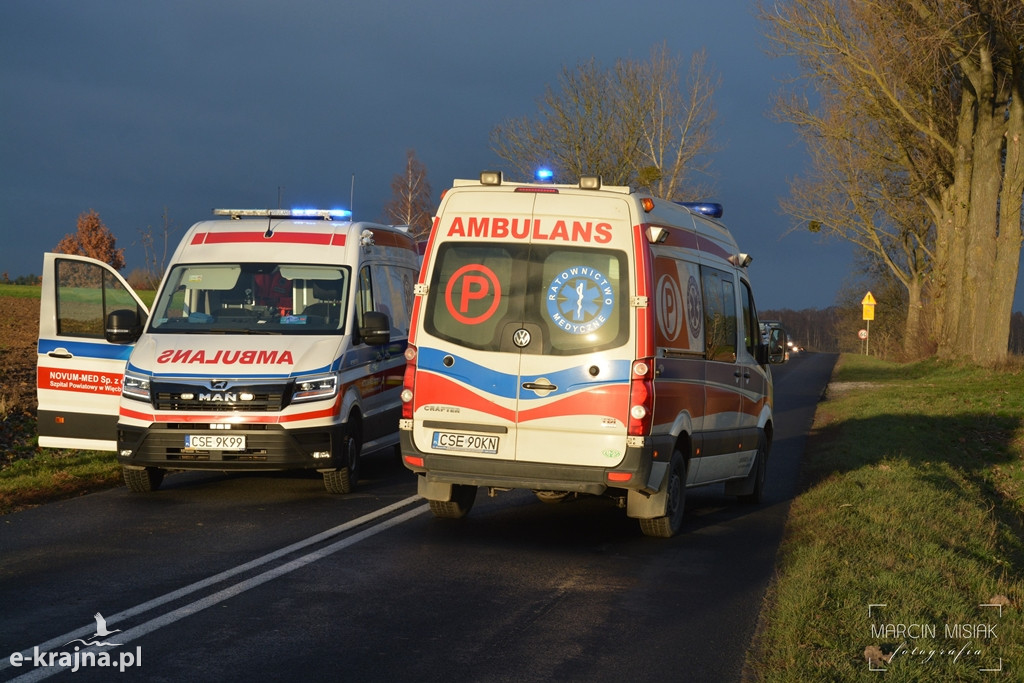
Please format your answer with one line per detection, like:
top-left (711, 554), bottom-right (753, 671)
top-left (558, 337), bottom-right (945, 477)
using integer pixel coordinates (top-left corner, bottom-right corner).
top-left (0, 351), bottom-right (836, 683)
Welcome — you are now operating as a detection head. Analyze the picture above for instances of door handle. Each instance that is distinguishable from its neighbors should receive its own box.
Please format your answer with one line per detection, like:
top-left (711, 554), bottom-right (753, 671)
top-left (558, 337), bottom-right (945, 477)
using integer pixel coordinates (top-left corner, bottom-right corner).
top-left (522, 381), bottom-right (556, 391)
top-left (48, 350), bottom-right (73, 359)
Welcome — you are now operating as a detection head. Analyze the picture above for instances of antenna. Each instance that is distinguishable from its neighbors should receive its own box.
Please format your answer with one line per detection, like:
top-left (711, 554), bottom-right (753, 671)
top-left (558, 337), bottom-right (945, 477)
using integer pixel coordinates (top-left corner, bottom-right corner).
top-left (350, 174), bottom-right (355, 221)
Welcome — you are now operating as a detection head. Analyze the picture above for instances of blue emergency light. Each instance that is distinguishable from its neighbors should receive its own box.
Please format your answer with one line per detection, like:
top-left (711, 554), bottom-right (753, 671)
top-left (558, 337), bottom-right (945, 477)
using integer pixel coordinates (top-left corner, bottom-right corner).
top-left (535, 168), bottom-right (554, 182)
top-left (674, 202), bottom-right (724, 219)
top-left (213, 208), bottom-right (352, 220)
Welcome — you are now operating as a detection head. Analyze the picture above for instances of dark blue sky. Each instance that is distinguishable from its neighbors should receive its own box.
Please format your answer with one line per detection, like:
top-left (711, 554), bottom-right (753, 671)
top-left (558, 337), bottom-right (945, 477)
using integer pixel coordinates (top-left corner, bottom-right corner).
top-left (2, 1), bottom-right (1019, 314)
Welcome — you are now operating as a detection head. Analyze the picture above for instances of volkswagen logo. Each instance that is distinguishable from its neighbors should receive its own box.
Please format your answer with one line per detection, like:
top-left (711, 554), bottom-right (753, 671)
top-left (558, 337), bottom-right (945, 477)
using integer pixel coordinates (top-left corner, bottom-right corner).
top-left (512, 328), bottom-right (531, 348)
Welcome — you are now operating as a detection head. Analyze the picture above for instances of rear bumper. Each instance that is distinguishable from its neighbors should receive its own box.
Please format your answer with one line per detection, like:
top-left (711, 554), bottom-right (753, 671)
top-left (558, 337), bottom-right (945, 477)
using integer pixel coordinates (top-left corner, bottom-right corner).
top-left (117, 422), bottom-right (346, 472)
top-left (400, 428), bottom-right (657, 495)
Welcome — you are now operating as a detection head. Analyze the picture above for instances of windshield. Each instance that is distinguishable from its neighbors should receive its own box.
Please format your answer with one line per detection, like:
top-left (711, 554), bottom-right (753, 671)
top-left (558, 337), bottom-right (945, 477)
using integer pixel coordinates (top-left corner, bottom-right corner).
top-left (149, 263), bottom-right (349, 334)
top-left (424, 242), bottom-right (629, 355)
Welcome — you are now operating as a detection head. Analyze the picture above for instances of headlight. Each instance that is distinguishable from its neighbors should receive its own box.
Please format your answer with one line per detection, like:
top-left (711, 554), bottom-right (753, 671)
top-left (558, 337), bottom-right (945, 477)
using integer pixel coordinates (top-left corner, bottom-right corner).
top-left (292, 374), bottom-right (338, 403)
top-left (122, 371), bottom-right (152, 402)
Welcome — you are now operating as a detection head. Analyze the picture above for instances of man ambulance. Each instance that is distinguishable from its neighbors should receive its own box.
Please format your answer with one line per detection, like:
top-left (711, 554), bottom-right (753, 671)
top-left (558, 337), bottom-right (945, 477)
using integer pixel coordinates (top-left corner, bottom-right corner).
top-left (37, 208), bottom-right (418, 493)
top-left (400, 172), bottom-right (786, 537)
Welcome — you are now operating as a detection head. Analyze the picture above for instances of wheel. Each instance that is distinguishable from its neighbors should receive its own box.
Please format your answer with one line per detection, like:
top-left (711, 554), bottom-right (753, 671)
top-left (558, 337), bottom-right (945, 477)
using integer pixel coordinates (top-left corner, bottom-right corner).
top-left (324, 422), bottom-right (362, 494)
top-left (428, 484), bottom-right (477, 519)
top-left (738, 432), bottom-right (768, 504)
top-left (639, 452), bottom-right (686, 538)
top-left (123, 466), bottom-right (164, 493)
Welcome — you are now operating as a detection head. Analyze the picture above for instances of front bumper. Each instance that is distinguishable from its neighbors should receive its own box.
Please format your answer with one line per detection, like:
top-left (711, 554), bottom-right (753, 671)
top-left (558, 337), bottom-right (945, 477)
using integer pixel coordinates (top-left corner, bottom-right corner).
top-left (117, 422), bottom-right (346, 472)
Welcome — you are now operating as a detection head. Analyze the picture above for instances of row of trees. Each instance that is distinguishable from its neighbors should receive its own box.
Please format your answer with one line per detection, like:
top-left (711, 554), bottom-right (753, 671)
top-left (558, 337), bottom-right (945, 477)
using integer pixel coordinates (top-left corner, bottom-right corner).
top-left (763, 304), bottom-right (1024, 358)
top-left (760, 0), bottom-right (1024, 366)
top-left (39, 14), bottom-right (1023, 365)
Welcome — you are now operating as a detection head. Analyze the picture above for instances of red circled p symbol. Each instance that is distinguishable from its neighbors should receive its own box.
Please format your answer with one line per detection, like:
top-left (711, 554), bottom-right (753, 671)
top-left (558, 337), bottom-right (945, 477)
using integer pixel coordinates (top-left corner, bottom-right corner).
top-left (445, 264), bottom-right (501, 324)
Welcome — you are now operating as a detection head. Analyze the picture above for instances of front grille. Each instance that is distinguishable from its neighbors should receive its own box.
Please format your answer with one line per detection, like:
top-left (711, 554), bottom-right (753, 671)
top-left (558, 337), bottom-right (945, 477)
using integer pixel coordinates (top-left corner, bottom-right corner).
top-left (150, 380), bottom-right (290, 412)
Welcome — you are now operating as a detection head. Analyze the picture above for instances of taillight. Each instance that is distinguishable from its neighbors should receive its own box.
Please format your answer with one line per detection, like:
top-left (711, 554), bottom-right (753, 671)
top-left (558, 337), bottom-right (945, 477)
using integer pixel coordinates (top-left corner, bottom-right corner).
top-left (627, 358), bottom-right (654, 436)
top-left (401, 345), bottom-right (417, 419)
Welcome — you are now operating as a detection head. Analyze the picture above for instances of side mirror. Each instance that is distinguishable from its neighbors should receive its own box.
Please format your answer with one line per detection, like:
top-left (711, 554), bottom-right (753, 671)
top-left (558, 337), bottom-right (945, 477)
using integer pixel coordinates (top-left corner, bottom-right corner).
top-left (359, 310), bottom-right (391, 346)
top-left (106, 309), bottom-right (143, 344)
top-left (768, 328), bottom-right (788, 364)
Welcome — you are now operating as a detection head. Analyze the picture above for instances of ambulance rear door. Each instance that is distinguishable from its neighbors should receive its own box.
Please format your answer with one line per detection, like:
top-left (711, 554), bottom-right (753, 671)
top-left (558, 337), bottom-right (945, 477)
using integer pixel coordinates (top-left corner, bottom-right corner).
top-left (36, 253), bottom-right (148, 450)
top-left (510, 191), bottom-right (636, 468)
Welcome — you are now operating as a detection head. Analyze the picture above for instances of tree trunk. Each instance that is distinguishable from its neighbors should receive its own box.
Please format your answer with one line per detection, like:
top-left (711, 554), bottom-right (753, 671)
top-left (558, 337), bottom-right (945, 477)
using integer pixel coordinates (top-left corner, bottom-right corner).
top-left (903, 277), bottom-right (927, 358)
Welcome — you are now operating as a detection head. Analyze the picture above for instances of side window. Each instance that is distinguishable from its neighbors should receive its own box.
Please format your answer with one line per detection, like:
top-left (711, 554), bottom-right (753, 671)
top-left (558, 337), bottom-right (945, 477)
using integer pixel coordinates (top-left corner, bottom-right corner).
top-left (701, 266), bottom-right (737, 362)
top-left (55, 258), bottom-right (140, 338)
top-left (741, 279), bottom-right (759, 359)
top-left (371, 264), bottom-right (415, 337)
top-left (356, 266), bottom-right (374, 327)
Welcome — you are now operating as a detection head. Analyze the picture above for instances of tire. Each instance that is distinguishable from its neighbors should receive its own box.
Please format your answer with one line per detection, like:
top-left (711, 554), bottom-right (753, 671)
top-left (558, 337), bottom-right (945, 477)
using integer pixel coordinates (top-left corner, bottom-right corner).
top-left (738, 432), bottom-right (768, 504)
top-left (428, 484), bottom-right (477, 519)
top-left (324, 422), bottom-right (362, 494)
top-left (123, 466), bottom-right (164, 493)
top-left (639, 452), bottom-right (686, 538)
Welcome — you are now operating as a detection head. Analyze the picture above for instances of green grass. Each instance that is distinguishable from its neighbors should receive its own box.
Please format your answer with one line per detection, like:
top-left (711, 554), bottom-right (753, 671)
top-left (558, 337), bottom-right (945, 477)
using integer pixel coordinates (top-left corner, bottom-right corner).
top-left (0, 282), bottom-right (156, 305)
top-left (0, 283), bottom-right (42, 298)
top-left (748, 354), bottom-right (1024, 681)
top-left (0, 448), bottom-right (122, 514)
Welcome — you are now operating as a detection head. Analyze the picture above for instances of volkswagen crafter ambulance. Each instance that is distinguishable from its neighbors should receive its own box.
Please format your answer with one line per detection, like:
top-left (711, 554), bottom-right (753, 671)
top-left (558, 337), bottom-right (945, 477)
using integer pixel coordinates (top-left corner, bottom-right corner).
top-left (400, 172), bottom-right (786, 537)
top-left (37, 208), bottom-right (418, 493)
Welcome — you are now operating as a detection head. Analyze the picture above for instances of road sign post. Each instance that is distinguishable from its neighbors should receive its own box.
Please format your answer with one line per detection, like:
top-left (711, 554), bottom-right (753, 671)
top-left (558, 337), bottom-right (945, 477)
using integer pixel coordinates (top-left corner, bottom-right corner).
top-left (861, 292), bottom-right (876, 355)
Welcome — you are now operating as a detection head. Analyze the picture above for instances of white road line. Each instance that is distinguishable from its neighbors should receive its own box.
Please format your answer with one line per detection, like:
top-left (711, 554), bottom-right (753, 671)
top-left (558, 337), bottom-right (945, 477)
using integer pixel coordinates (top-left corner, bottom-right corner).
top-left (3, 496), bottom-right (427, 681)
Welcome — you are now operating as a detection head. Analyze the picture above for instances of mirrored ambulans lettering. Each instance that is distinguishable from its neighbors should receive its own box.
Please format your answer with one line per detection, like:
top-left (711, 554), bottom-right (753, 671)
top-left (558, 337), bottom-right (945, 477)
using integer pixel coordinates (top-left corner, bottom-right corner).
top-left (546, 266), bottom-right (615, 334)
top-left (445, 264), bottom-right (501, 325)
top-left (445, 216), bottom-right (613, 243)
top-left (156, 349), bottom-right (295, 364)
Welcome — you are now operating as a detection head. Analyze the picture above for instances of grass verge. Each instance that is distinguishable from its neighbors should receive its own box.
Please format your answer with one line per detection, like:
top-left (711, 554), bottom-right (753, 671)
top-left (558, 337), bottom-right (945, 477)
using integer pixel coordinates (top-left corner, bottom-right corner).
top-left (0, 448), bottom-right (121, 514)
top-left (747, 354), bottom-right (1024, 681)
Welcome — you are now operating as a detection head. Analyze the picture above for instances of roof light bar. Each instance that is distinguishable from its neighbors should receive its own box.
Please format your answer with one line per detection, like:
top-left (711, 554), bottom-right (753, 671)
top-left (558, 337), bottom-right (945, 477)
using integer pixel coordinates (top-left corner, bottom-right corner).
top-left (674, 202), bottom-right (724, 219)
top-left (213, 208), bottom-right (352, 220)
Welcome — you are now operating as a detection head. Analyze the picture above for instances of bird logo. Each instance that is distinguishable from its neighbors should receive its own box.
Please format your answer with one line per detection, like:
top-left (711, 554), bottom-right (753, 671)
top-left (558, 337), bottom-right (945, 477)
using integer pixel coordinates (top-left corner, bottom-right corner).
top-left (92, 613), bottom-right (121, 639)
top-left (64, 612), bottom-right (122, 647)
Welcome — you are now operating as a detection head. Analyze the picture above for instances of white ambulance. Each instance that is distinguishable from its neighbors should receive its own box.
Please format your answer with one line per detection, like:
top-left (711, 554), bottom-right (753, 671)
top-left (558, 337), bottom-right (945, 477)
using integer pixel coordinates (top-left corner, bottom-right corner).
top-left (400, 172), bottom-right (786, 537)
top-left (37, 208), bottom-right (419, 493)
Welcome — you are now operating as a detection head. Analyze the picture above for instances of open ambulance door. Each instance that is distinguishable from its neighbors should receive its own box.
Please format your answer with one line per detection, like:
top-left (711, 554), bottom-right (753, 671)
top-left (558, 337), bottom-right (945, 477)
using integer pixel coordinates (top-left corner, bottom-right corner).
top-left (36, 253), bottom-right (149, 451)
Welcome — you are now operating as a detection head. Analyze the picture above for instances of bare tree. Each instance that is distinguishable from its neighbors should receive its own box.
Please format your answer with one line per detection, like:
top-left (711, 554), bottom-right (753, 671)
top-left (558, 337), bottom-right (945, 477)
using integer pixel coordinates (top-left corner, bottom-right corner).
top-left (133, 207), bottom-right (178, 289)
top-left (55, 209), bottom-right (126, 270)
top-left (760, 0), bottom-right (1024, 366)
top-left (382, 149), bottom-right (433, 240)
top-left (489, 43), bottom-right (719, 200)
top-left (781, 101), bottom-right (934, 358)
